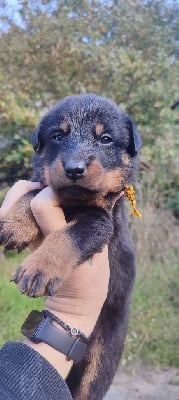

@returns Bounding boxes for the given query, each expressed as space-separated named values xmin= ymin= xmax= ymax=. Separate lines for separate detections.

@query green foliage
xmin=0 ymin=186 xmax=9 ymax=205
xmin=0 ymin=252 xmax=44 ymax=346
xmin=0 ymin=135 xmax=33 ymax=183
xmin=0 ymin=0 xmax=178 ymax=212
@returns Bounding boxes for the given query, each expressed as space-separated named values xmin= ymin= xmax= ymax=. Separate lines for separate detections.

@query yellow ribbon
xmin=125 ymin=185 xmax=141 ymax=217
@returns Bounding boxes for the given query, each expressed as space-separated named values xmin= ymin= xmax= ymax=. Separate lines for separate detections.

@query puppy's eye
xmin=100 ymin=134 xmax=113 ymax=144
xmin=52 ymin=134 xmax=62 ymax=142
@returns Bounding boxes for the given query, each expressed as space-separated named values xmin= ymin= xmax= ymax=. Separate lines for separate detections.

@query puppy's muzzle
xmin=65 ymin=160 xmax=86 ymax=181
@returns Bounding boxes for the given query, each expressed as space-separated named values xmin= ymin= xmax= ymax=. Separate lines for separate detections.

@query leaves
xmin=0 ymin=0 xmax=178 ymax=214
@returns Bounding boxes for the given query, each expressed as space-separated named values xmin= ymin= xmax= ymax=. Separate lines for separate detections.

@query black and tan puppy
xmin=0 ymin=94 xmax=141 ymax=399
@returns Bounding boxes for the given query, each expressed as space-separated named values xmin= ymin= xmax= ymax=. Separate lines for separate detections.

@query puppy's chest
xmin=62 ymin=204 xmax=111 ymax=223
xmin=63 ymin=206 xmax=87 ymax=223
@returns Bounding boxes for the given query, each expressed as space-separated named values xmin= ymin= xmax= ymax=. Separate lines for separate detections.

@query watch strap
xmin=21 ymin=311 xmax=88 ymax=363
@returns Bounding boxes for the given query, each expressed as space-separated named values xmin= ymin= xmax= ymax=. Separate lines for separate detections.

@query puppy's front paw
xmin=12 ymin=264 xmax=61 ymax=297
xmin=0 ymin=217 xmax=40 ymax=252
xmin=11 ymin=250 xmax=62 ymax=297
xmin=11 ymin=229 xmax=77 ymax=297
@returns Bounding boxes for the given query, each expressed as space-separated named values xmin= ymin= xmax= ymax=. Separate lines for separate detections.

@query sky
xmin=0 ymin=0 xmax=58 ymax=31
xmin=0 ymin=0 xmax=24 ymax=30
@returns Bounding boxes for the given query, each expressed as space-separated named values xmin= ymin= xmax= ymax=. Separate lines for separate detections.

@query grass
xmin=0 ymin=250 xmax=178 ymax=367
xmin=122 ymin=262 xmax=179 ymax=368
xmin=121 ymin=193 xmax=179 ymax=368
xmin=0 ymin=251 xmax=44 ymax=346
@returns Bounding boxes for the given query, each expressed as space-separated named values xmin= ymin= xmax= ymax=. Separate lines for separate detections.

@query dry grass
xmin=128 ymin=180 xmax=179 ymax=272
xmin=121 ymin=185 xmax=179 ymax=368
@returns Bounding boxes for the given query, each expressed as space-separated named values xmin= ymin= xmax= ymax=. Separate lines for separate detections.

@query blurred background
xmin=0 ymin=0 xmax=178 ymax=372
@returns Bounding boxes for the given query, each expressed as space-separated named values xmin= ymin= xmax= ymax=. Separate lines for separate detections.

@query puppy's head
xmin=32 ymin=94 xmax=141 ymax=201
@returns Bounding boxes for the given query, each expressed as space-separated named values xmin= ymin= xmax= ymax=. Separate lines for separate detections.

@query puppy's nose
xmin=65 ymin=160 xmax=86 ymax=180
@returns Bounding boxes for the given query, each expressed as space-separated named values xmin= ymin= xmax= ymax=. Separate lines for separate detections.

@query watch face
xmin=21 ymin=310 xmax=43 ymax=339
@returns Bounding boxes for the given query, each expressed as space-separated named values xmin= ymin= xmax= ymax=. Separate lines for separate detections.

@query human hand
xmin=0 ymin=180 xmax=110 ymax=377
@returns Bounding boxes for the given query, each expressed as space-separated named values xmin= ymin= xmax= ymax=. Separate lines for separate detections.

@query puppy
xmin=0 ymin=93 xmax=141 ymax=399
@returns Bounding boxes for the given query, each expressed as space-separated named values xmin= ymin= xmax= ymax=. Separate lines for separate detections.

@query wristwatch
xmin=21 ymin=310 xmax=88 ymax=362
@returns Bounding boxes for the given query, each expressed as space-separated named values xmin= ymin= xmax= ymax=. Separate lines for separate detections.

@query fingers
xmin=0 ymin=180 xmax=41 ymax=218
xmin=30 ymin=187 xmax=67 ymax=236
xmin=0 ymin=180 xmax=66 ymax=236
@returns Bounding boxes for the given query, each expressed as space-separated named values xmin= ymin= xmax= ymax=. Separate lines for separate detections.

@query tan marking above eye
xmin=59 ymin=121 xmax=70 ymax=133
xmin=121 ymin=152 xmax=130 ymax=166
xmin=95 ymin=123 xmax=104 ymax=136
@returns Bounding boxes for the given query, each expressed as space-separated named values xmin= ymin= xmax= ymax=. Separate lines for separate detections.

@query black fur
xmin=67 ymin=199 xmax=135 ymax=399
xmin=31 ymin=93 xmax=140 ymax=399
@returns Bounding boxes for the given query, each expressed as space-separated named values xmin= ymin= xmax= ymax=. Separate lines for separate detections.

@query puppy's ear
xmin=32 ymin=124 xmax=42 ymax=153
xmin=126 ymin=117 xmax=142 ymax=156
